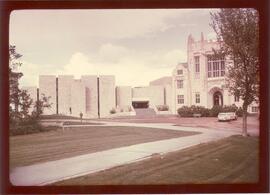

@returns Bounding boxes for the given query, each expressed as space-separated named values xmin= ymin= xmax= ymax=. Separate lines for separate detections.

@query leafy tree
xmin=210 ymin=9 xmax=259 ymax=136
xmin=9 ymin=45 xmax=51 ymax=134
xmin=19 ymin=90 xmax=33 ymax=120
xmin=32 ymin=94 xmax=52 ymax=118
xmin=9 ymin=45 xmax=23 ymax=119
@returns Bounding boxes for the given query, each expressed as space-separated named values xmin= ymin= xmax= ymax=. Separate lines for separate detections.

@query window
xmin=177 ymin=69 xmax=183 ymax=75
xmin=207 ymin=60 xmax=212 ymax=77
xmin=177 ymin=80 xmax=183 ymax=89
xmin=194 ymin=56 xmax=200 ymax=73
xmin=234 ymin=95 xmax=240 ymax=102
xmin=207 ymin=55 xmax=225 ymax=78
xmin=252 ymin=106 xmax=259 ymax=113
xmin=195 ymin=93 xmax=200 ymax=103
xmin=177 ymin=95 xmax=184 ymax=104
xmin=220 ymin=60 xmax=225 ymax=76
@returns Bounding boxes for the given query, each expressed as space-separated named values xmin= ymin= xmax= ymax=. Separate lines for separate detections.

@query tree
xmin=19 ymin=90 xmax=33 ymax=120
xmin=32 ymin=94 xmax=52 ymax=118
xmin=9 ymin=45 xmax=23 ymax=120
xmin=210 ymin=9 xmax=259 ymax=136
xmin=9 ymin=45 xmax=51 ymax=133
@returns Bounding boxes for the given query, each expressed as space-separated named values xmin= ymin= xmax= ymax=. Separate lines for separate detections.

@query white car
xmin=228 ymin=112 xmax=238 ymax=120
xmin=218 ymin=112 xmax=237 ymax=121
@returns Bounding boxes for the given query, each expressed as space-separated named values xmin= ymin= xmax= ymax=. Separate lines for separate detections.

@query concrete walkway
xmin=10 ymin=121 xmax=239 ymax=186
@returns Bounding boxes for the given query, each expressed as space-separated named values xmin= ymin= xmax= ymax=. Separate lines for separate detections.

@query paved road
xmin=10 ymin=121 xmax=239 ymax=186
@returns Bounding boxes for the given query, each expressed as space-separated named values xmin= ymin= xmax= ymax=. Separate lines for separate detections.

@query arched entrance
xmin=213 ymin=91 xmax=223 ymax=106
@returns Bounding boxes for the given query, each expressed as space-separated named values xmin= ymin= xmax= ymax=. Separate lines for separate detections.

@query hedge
xmin=10 ymin=118 xmax=59 ymax=136
xmin=177 ymin=104 xmax=243 ymax=117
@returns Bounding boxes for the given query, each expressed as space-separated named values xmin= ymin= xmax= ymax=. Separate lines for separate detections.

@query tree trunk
xmin=242 ymin=104 xmax=248 ymax=137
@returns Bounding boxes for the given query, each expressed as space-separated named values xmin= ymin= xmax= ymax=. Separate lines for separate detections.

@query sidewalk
xmin=10 ymin=122 xmax=239 ymax=186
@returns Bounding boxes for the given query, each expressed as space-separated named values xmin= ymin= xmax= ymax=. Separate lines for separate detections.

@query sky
xmin=10 ymin=9 xmax=218 ymax=87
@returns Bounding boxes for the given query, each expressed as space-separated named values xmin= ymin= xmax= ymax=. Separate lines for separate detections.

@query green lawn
xmin=53 ymin=135 xmax=259 ymax=185
xmin=10 ymin=126 xmax=199 ymax=169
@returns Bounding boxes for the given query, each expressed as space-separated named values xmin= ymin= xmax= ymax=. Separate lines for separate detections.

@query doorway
xmin=213 ymin=91 xmax=223 ymax=106
xmin=132 ymin=101 xmax=149 ymax=109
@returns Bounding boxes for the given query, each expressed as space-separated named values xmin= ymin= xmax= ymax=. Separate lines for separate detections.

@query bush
xmin=110 ymin=108 xmax=116 ymax=114
xmin=157 ymin=105 xmax=169 ymax=111
xmin=9 ymin=118 xmax=59 ymax=136
xmin=177 ymin=105 xmax=244 ymax=117
xmin=191 ymin=105 xmax=211 ymax=117
xmin=177 ymin=106 xmax=194 ymax=117
xmin=222 ymin=104 xmax=238 ymax=112
xmin=210 ymin=105 xmax=223 ymax=117
xmin=178 ymin=105 xmax=211 ymax=117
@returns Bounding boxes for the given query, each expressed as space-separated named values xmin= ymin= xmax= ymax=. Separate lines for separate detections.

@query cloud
xmin=18 ymin=60 xmax=60 ymax=87
xmin=97 ymin=43 xmax=129 ymax=63
xmin=10 ymin=9 xmax=206 ymax=43
xmin=57 ymin=43 xmax=186 ymax=86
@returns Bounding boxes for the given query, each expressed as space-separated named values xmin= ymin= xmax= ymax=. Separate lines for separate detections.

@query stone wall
xmin=39 ymin=75 xmax=56 ymax=115
xmin=116 ymin=86 xmax=132 ymax=108
xmin=71 ymin=80 xmax=86 ymax=117
xmin=81 ymin=75 xmax=98 ymax=118
xmin=132 ymin=86 xmax=165 ymax=106
xmin=58 ymin=75 xmax=73 ymax=115
xmin=99 ymin=75 xmax=116 ymax=117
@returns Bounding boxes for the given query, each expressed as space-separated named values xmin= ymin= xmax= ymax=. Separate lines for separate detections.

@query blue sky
xmin=10 ymin=9 xmax=218 ymax=87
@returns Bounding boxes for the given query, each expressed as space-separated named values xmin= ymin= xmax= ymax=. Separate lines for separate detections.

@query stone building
xmin=171 ymin=33 xmax=259 ymax=114
xmin=22 ymin=33 xmax=259 ymax=118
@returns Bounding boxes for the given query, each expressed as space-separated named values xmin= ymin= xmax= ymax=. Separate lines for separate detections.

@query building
xmin=171 ymin=33 xmax=259 ymax=114
xmin=22 ymin=33 xmax=259 ymax=118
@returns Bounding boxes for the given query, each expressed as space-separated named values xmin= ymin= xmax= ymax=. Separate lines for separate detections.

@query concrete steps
xmin=134 ymin=108 xmax=156 ymax=117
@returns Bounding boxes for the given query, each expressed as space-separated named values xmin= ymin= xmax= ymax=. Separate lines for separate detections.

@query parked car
xmin=228 ymin=112 xmax=238 ymax=120
xmin=218 ymin=112 xmax=237 ymax=121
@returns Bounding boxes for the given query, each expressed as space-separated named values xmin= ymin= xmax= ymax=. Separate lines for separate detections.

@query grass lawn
xmin=53 ymin=135 xmax=259 ymax=185
xmin=10 ymin=126 xmax=199 ymax=169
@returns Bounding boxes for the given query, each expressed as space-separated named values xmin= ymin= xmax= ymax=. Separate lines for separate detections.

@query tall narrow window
xmin=208 ymin=60 xmax=212 ymax=78
xmin=195 ymin=93 xmax=200 ymax=103
xmin=177 ymin=95 xmax=184 ymax=104
xmin=220 ymin=60 xmax=225 ymax=76
xmin=194 ymin=56 xmax=200 ymax=73
xmin=177 ymin=80 xmax=183 ymax=89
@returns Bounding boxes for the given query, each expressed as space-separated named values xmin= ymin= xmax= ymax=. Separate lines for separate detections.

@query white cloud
xmin=10 ymin=9 xmax=206 ymax=42
xmin=57 ymin=43 xmax=186 ymax=86
xmin=97 ymin=43 xmax=129 ymax=63
xmin=18 ymin=61 xmax=59 ymax=87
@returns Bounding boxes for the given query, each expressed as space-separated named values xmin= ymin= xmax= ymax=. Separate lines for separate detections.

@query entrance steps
xmin=134 ymin=108 xmax=156 ymax=117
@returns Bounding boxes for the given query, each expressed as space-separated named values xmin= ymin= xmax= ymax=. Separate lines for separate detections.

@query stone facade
xmin=58 ymin=75 xmax=73 ymax=115
xmin=71 ymin=80 xmax=86 ymax=117
xmin=171 ymin=33 xmax=259 ymax=114
xmin=116 ymin=86 xmax=132 ymax=108
xmin=81 ymin=75 xmax=98 ymax=118
xmin=99 ymin=75 xmax=116 ymax=118
xmin=39 ymin=75 xmax=56 ymax=115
